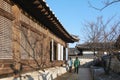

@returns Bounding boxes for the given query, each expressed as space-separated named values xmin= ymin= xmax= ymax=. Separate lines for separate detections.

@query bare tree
xmin=83 ymin=16 xmax=120 ymax=54
xmin=9 ymin=25 xmax=52 ymax=80
xmin=88 ymin=0 xmax=120 ymax=11
xmin=83 ymin=16 xmax=120 ymax=73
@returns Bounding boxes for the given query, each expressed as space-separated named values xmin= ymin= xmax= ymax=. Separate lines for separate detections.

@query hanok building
xmin=0 ymin=0 xmax=79 ymax=76
xmin=68 ymin=47 xmax=95 ymax=65
xmin=76 ymin=42 xmax=116 ymax=55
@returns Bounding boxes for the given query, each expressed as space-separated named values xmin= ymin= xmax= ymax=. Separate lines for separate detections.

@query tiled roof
xmin=11 ymin=0 xmax=79 ymax=43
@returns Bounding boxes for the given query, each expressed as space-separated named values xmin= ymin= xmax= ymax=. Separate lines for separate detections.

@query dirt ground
xmin=54 ymin=68 xmax=92 ymax=80
xmin=54 ymin=70 xmax=78 ymax=80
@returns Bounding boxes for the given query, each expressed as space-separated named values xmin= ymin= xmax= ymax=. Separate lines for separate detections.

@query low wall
xmin=0 ymin=66 xmax=67 ymax=80
xmin=90 ymin=66 xmax=105 ymax=80
xmin=110 ymin=57 xmax=120 ymax=73
xmin=70 ymin=56 xmax=94 ymax=65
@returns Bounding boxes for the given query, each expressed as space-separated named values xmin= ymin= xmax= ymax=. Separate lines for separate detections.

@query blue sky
xmin=46 ymin=0 xmax=120 ymax=47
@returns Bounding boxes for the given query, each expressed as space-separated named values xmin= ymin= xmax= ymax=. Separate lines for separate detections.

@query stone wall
xmin=110 ymin=57 xmax=120 ymax=73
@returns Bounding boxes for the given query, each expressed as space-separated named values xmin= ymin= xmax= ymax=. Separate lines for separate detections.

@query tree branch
xmin=88 ymin=0 xmax=120 ymax=11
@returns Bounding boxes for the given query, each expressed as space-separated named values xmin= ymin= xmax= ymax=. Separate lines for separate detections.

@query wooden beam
xmin=41 ymin=8 xmax=46 ymax=12
xmin=3 ymin=0 xmax=14 ymax=5
xmin=44 ymin=11 xmax=49 ymax=15
xmin=47 ymin=15 xmax=51 ymax=19
xmin=37 ymin=5 xmax=43 ymax=9
xmin=33 ymin=0 xmax=40 ymax=5
xmin=20 ymin=20 xmax=42 ymax=36
xmin=0 ymin=8 xmax=15 ymax=21
xmin=50 ymin=18 xmax=53 ymax=20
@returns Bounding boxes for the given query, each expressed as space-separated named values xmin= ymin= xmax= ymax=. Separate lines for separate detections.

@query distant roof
xmin=71 ymin=34 xmax=80 ymax=41
xmin=76 ymin=42 xmax=116 ymax=51
xmin=11 ymin=0 xmax=79 ymax=43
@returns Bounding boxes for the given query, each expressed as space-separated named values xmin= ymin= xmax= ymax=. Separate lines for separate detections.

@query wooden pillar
xmin=12 ymin=5 xmax=21 ymax=71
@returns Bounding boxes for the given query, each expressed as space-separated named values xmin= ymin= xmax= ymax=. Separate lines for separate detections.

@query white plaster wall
xmin=51 ymin=39 xmax=54 ymax=61
xmin=61 ymin=45 xmax=63 ymax=60
xmin=66 ymin=48 xmax=68 ymax=60
xmin=71 ymin=58 xmax=93 ymax=66
xmin=57 ymin=43 xmax=61 ymax=60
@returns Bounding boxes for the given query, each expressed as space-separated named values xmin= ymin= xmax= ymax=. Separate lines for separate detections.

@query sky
xmin=45 ymin=0 xmax=120 ymax=47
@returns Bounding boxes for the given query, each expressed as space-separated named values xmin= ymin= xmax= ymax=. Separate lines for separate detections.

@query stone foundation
xmin=0 ymin=66 xmax=67 ymax=80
